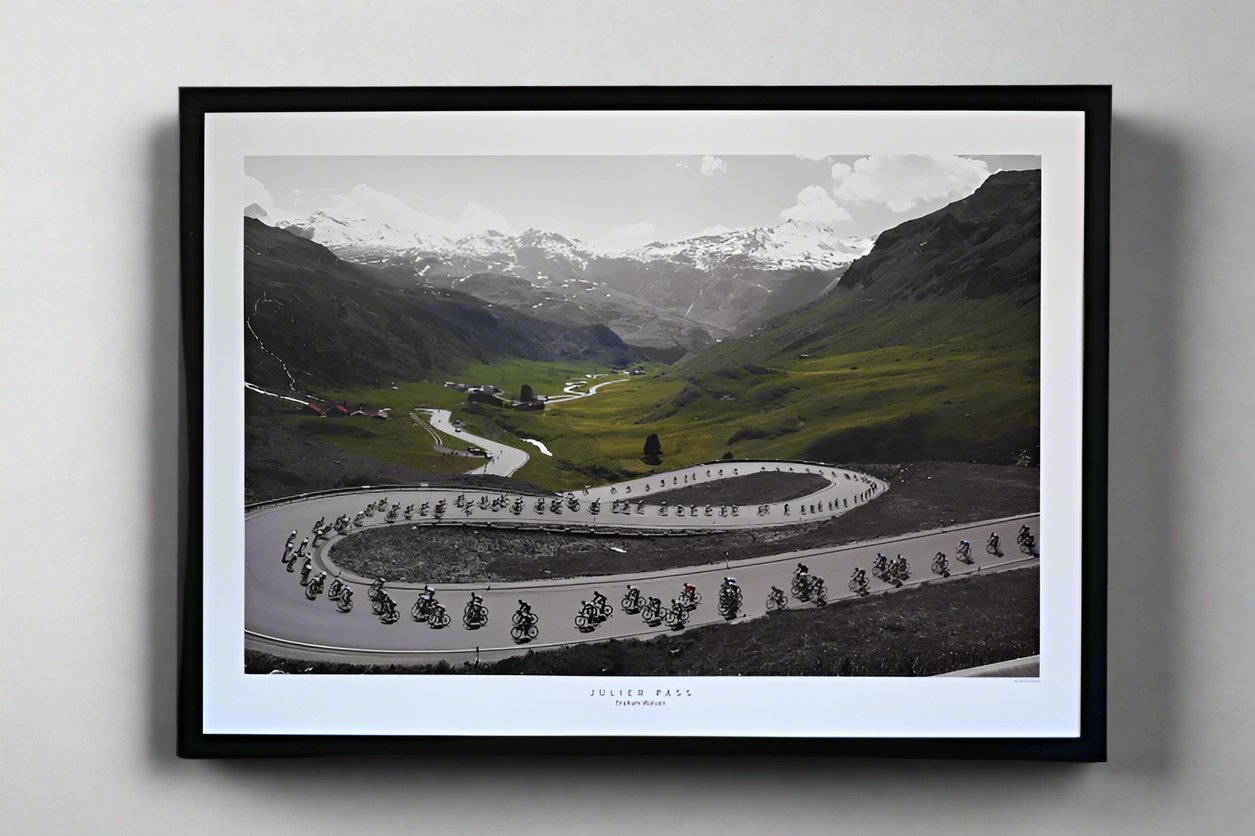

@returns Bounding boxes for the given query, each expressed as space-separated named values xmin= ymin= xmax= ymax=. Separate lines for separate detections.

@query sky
xmin=245 ymin=154 xmax=1040 ymax=250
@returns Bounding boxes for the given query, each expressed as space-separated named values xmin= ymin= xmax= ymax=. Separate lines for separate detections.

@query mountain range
xmin=259 ymin=205 xmax=874 ymax=347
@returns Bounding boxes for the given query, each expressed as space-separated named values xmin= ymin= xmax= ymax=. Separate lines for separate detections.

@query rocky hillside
xmin=683 ymin=169 xmax=1041 ymax=370
xmin=244 ymin=218 xmax=640 ymax=392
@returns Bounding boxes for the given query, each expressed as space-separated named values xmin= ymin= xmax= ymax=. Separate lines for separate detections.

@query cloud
xmin=612 ymin=221 xmax=658 ymax=245
xmin=831 ymin=154 xmax=990 ymax=212
xmin=675 ymin=161 xmax=690 ymax=169
xmin=290 ymin=188 xmax=303 ymax=208
xmin=324 ymin=184 xmax=512 ymax=239
xmin=243 ymin=174 xmax=275 ymax=212
xmin=695 ymin=224 xmax=733 ymax=237
xmin=700 ymin=155 xmax=727 ymax=176
xmin=456 ymin=201 xmax=514 ymax=235
xmin=793 ymin=153 xmax=831 ymax=161
xmin=779 ymin=184 xmax=853 ymax=224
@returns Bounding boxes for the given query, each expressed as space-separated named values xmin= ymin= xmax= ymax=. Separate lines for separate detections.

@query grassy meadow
xmin=271 ymin=291 xmax=1038 ymax=493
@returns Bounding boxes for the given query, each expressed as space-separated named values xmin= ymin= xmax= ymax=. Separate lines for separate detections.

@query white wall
xmin=2 ymin=1 xmax=1253 ymax=832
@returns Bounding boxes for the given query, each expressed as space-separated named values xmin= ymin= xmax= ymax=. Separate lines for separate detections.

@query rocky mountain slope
xmin=244 ymin=218 xmax=640 ymax=392
xmin=667 ymin=169 xmax=1042 ymax=464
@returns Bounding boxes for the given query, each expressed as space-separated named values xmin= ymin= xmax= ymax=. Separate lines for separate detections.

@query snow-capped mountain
xmin=278 ymin=210 xmax=450 ymax=253
xmin=626 ymin=220 xmax=874 ymax=272
xmin=269 ymin=209 xmax=877 ymax=339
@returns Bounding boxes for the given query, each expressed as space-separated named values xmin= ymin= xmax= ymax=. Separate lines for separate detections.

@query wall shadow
xmin=1102 ymin=116 xmax=1187 ymax=775
xmin=143 ymin=118 xmax=182 ymax=764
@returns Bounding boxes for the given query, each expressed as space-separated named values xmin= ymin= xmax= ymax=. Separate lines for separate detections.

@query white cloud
xmin=612 ymin=221 xmax=658 ymax=245
xmin=456 ymin=201 xmax=514 ymax=235
xmin=675 ymin=161 xmax=690 ymax=169
xmin=323 ymin=184 xmax=513 ymax=239
xmin=700 ymin=155 xmax=727 ymax=176
xmin=695 ymin=224 xmax=733 ymax=237
xmin=831 ymin=154 xmax=990 ymax=212
xmin=793 ymin=153 xmax=831 ymax=161
xmin=779 ymin=184 xmax=853 ymax=224
xmin=243 ymin=174 xmax=275 ymax=212
xmin=290 ymin=188 xmax=303 ymax=208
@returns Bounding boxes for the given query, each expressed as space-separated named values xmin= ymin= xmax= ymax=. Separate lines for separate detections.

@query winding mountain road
xmin=421 ymin=408 xmax=530 ymax=477
xmin=244 ymin=453 xmax=1039 ymax=665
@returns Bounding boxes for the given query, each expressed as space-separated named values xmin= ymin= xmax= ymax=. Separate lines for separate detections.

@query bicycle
xmin=336 ymin=588 xmax=354 ymax=613
xmin=663 ymin=604 xmax=689 ymax=630
xmin=621 ymin=587 xmax=644 ymax=614
xmin=427 ymin=603 xmax=452 ymax=630
xmin=463 ymin=599 xmax=489 ymax=630
xmin=510 ymin=619 xmax=538 ymax=643
xmin=766 ymin=587 xmax=789 ymax=611
xmin=641 ymin=597 xmax=664 ymax=625
xmin=679 ymin=586 xmax=702 ymax=610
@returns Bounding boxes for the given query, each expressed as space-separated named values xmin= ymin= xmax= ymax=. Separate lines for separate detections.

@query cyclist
xmin=592 ymin=590 xmax=608 ymax=616
xmin=516 ymin=599 xmax=534 ymax=624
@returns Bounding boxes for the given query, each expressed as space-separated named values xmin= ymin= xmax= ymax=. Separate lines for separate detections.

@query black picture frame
xmin=179 ymin=85 xmax=1109 ymax=760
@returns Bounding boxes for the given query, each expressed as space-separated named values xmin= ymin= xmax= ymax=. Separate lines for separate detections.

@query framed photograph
xmin=179 ymin=86 xmax=1108 ymax=758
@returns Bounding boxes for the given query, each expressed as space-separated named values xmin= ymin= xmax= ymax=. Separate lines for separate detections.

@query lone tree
xmin=643 ymin=433 xmax=663 ymax=457
xmin=519 ymin=384 xmax=535 ymax=402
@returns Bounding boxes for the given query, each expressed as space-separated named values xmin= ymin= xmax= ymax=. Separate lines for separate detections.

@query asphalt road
xmin=421 ymin=408 xmax=530 ymax=477
xmin=245 ymin=463 xmax=1037 ymax=661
